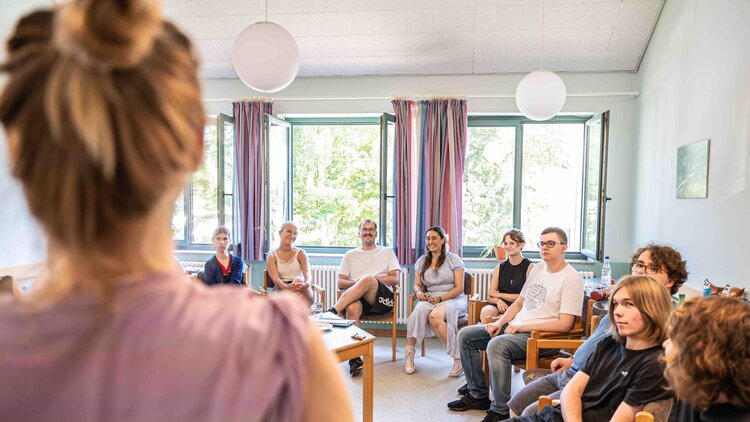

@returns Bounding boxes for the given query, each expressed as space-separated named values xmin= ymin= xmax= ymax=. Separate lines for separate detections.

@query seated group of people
xmin=203 ymin=218 xmax=750 ymax=422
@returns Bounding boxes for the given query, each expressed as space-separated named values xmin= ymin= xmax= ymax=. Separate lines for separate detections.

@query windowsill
xmin=305 ymin=253 xmax=597 ymax=265
xmin=462 ymin=257 xmax=596 ymax=265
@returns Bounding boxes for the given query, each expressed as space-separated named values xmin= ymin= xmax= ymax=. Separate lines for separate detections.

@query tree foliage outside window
xmin=292 ymin=125 xmax=380 ymax=247
xmin=172 ymin=115 xmax=233 ymax=248
xmin=463 ymin=127 xmax=515 ymax=246
xmin=521 ymin=123 xmax=584 ymax=251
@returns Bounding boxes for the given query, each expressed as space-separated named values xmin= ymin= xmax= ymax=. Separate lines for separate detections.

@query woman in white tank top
xmin=267 ymin=222 xmax=313 ymax=303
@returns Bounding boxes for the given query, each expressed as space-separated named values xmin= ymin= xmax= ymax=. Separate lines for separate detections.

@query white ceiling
xmin=2 ymin=0 xmax=665 ymax=79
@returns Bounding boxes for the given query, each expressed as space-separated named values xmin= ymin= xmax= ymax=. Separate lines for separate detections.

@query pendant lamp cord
xmin=540 ymin=0 xmax=545 ymax=70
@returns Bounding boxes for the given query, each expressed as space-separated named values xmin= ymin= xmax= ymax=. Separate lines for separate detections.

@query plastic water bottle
xmin=601 ymin=256 xmax=612 ymax=289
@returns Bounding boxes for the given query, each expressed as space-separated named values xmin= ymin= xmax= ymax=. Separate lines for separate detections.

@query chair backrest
xmin=464 ymin=272 xmax=474 ymax=296
xmin=262 ymin=269 xmax=271 ymax=290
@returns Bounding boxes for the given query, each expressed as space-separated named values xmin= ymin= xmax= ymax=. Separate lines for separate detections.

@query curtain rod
xmin=202 ymin=91 xmax=640 ymax=102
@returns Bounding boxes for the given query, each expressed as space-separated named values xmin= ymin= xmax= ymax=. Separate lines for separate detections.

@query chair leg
xmin=391 ymin=320 xmax=397 ymax=362
xmin=482 ymin=351 xmax=489 ymax=387
xmin=421 ymin=338 xmax=426 ymax=357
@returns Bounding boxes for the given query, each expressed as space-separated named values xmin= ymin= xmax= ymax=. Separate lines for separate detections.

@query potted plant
xmin=480 ymin=231 xmax=507 ymax=261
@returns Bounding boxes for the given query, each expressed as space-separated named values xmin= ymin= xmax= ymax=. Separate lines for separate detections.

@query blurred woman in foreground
xmin=0 ymin=1 xmax=351 ymax=420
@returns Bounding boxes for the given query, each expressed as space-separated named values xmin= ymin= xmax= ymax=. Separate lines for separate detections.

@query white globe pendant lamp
xmin=515 ymin=0 xmax=566 ymax=121
xmin=515 ymin=70 xmax=566 ymax=121
xmin=231 ymin=1 xmax=299 ymax=93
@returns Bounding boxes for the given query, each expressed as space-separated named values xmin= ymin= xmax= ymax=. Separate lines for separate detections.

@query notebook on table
xmin=316 ymin=312 xmax=356 ymax=327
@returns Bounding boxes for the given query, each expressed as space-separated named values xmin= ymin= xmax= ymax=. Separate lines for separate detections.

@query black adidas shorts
xmin=359 ymin=281 xmax=394 ymax=316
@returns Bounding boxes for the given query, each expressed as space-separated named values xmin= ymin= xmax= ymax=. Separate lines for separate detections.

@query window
xmin=463 ymin=115 xmax=609 ymax=258
xmin=172 ymin=114 xmax=234 ymax=248
xmin=291 ymin=119 xmax=379 ymax=247
xmin=269 ymin=115 xmax=394 ymax=250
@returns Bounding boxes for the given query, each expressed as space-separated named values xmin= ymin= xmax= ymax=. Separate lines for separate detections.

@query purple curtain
xmin=393 ymin=98 xmax=468 ymax=264
xmin=392 ymin=100 xmax=416 ymax=265
xmin=234 ymin=100 xmax=273 ymax=262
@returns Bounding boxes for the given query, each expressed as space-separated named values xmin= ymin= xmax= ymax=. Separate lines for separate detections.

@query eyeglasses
xmin=631 ymin=262 xmax=664 ymax=275
xmin=537 ymin=241 xmax=565 ymax=249
xmin=360 ymin=228 xmax=376 ymax=233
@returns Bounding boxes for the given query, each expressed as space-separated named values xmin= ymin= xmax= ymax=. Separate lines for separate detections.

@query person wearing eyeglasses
xmin=449 ymin=227 xmax=583 ymax=422
xmin=506 ymin=244 xmax=688 ymax=418
xmin=327 ymin=219 xmax=400 ymax=376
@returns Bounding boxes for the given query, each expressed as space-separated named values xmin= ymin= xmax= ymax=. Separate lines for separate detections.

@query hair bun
xmin=54 ymin=0 xmax=161 ymax=71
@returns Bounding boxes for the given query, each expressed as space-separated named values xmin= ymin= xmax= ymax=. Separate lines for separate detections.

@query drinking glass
xmin=311 ymin=302 xmax=323 ymax=319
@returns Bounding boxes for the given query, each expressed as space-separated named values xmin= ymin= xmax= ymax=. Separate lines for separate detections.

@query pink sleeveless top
xmin=0 ymin=272 xmax=310 ymax=421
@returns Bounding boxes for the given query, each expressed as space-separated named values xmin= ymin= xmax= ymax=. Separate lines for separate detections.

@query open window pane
xmin=462 ymin=126 xmax=516 ymax=246
xmin=381 ymin=113 xmax=396 ymax=247
xmin=582 ymin=111 xmax=609 ymax=259
xmin=220 ymin=114 xmax=234 ymax=231
xmin=172 ymin=192 xmax=185 ymax=241
xmin=268 ymin=116 xmax=291 ymax=248
xmin=191 ymin=123 xmax=220 ymax=244
xmin=293 ymin=124 xmax=380 ymax=247
xmin=521 ymin=123 xmax=584 ymax=251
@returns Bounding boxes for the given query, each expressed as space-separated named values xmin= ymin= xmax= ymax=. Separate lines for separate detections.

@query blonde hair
xmin=0 ymin=0 xmax=204 ymax=295
xmin=664 ymin=297 xmax=750 ymax=411
xmin=279 ymin=221 xmax=298 ymax=234
xmin=608 ymin=275 xmax=672 ymax=345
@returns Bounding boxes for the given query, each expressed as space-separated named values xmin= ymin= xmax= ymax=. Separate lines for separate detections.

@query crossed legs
xmin=332 ymin=275 xmax=379 ymax=325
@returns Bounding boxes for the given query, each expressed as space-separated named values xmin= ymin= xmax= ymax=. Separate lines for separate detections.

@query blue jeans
xmin=458 ymin=324 xmax=531 ymax=414
xmin=508 ymin=368 xmax=575 ymax=415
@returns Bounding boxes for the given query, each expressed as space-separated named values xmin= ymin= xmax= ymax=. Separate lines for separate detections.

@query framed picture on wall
xmin=676 ymin=139 xmax=710 ymax=199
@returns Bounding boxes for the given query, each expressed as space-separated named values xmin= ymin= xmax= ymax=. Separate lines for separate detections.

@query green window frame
xmin=462 ymin=114 xmax=609 ymax=260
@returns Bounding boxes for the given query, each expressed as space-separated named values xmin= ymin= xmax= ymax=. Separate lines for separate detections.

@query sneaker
xmin=447 ymin=394 xmax=491 ymax=412
xmin=457 ymin=383 xmax=469 ymax=395
xmin=449 ymin=358 xmax=463 ymax=377
xmin=404 ymin=345 xmax=416 ymax=374
xmin=349 ymin=357 xmax=363 ymax=377
xmin=481 ymin=410 xmax=510 ymax=422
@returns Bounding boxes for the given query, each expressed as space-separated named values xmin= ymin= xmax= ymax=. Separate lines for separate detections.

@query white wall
xmin=202 ymin=72 xmax=640 ymax=263
xmin=0 ymin=129 xmax=46 ymax=268
xmin=635 ymin=0 xmax=750 ymax=289
xmin=0 ymin=0 xmax=52 ymax=270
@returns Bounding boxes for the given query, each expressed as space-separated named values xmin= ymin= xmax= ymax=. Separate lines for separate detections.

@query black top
xmin=496 ymin=258 xmax=532 ymax=306
xmin=527 ymin=336 xmax=673 ymax=422
xmin=671 ymin=400 xmax=750 ymax=422
xmin=577 ymin=336 xmax=673 ymax=420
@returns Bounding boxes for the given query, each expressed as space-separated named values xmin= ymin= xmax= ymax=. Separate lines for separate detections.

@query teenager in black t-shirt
xmin=664 ymin=297 xmax=750 ymax=422
xmin=480 ymin=228 xmax=534 ymax=324
xmin=511 ymin=275 xmax=674 ymax=422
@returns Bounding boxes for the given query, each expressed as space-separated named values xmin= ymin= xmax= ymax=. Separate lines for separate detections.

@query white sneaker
xmin=449 ymin=358 xmax=463 ymax=377
xmin=404 ymin=346 xmax=416 ymax=374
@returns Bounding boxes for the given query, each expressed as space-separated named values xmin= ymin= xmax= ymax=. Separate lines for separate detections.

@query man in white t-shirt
xmin=447 ymin=227 xmax=583 ymax=422
xmin=327 ymin=219 xmax=400 ymax=376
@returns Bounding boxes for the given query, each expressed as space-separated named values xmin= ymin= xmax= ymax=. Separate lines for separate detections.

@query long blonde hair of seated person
xmin=0 ymin=1 xmax=352 ymax=420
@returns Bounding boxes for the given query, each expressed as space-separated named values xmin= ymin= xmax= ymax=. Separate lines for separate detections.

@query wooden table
xmin=320 ymin=323 xmax=375 ymax=422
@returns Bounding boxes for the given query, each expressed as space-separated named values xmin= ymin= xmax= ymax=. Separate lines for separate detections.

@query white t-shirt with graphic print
xmin=339 ymin=246 xmax=401 ymax=291
xmin=510 ymin=260 xmax=583 ymax=327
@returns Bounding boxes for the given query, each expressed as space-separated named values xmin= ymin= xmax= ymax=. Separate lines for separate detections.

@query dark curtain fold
xmin=233 ymin=100 xmax=273 ymax=262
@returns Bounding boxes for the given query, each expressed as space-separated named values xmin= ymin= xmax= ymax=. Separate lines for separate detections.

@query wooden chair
xmin=538 ymin=395 xmax=667 ymax=422
xmin=408 ymin=273 xmax=475 ymax=357
xmin=510 ymin=298 xmax=594 ymax=372
xmin=262 ymin=269 xmax=327 ymax=306
xmin=336 ymin=280 xmax=401 ymax=362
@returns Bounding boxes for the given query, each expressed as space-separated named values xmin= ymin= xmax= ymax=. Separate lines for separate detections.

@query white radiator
xmin=311 ymin=265 xmax=411 ymax=324
xmin=466 ymin=268 xmax=494 ymax=301
xmin=310 ymin=265 xmax=339 ymax=309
